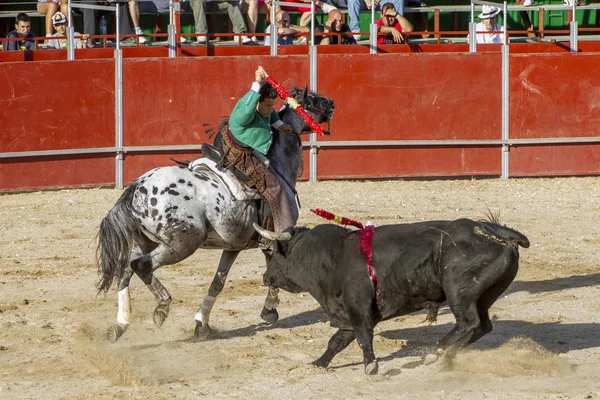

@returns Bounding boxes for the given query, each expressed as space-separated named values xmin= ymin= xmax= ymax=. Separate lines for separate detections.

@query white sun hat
xmin=478 ymin=5 xmax=501 ymax=19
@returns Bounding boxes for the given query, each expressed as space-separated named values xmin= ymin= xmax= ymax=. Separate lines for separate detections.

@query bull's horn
xmin=253 ymin=223 xmax=292 ymax=241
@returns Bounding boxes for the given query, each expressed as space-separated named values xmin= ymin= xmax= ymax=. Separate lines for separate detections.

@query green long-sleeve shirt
xmin=229 ymin=83 xmax=280 ymax=155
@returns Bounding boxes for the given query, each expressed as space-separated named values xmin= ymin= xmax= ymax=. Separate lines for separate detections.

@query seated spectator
xmin=37 ymin=1 xmax=68 ymax=38
xmin=282 ymin=0 xmax=337 ymax=32
xmin=314 ymin=9 xmax=357 ymax=45
xmin=244 ymin=0 xmax=278 ymax=42
xmin=46 ymin=11 xmax=90 ymax=49
xmin=81 ymin=1 xmax=136 ymax=46
xmin=376 ymin=2 xmax=412 ymax=44
xmin=189 ymin=0 xmax=252 ymax=44
xmin=470 ymin=5 xmax=505 ymax=44
xmin=347 ymin=0 xmax=404 ymax=40
xmin=264 ymin=10 xmax=309 ymax=46
xmin=124 ymin=0 xmax=147 ymax=43
xmin=6 ymin=13 xmax=36 ymax=51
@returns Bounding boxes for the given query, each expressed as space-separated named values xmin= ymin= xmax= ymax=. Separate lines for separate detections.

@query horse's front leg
xmin=194 ymin=250 xmax=240 ymax=340
xmin=260 ymin=286 xmax=280 ymax=324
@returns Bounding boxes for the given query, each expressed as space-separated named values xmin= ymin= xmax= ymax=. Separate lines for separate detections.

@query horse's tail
xmin=96 ymin=182 xmax=141 ymax=294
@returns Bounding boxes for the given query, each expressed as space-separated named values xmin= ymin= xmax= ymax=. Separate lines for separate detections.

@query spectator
xmin=282 ymin=0 xmax=337 ymax=31
xmin=81 ymin=1 xmax=135 ymax=46
xmin=516 ymin=0 xmax=535 ymax=38
xmin=470 ymin=5 xmax=505 ymax=44
xmin=46 ymin=11 xmax=90 ymax=49
xmin=347 ymin=0 xmax=405 ymax=40
xmin=6 ymin=13 xmax=36 ymax=51
xmin=244 ymin=0 xmax=278 ymax=42
xmin=264 ymin=10 xmax=309 ymax=46
xmin=375 ymin=2 xmax=412 ymax=44
xmin=37 ymin=1 xmax=68 ymax=38
xmin=124 ymin=0 xmax=147 ymax=43
xmin=189 ymin=0 xmax=252 ymax=44
xmin=314 ymin=8 xmax=357 ymax=45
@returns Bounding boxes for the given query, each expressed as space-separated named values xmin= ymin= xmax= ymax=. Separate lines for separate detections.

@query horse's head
xmin=290 ymin=87 xmax=335 ymax=134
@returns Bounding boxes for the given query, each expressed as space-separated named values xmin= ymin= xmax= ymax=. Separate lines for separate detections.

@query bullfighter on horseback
xmin=221 ymin=66 xmax=296 ymax=233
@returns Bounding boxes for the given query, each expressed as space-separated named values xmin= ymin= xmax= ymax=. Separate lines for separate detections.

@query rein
xmin=311 ymin=208 xmax=382 ymax=305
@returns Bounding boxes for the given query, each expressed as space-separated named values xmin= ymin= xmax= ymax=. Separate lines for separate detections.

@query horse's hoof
xmin=106 ymin=323 xmax=128 ymax=342
xmin=153 ymin=303 xmax=170 ymax=327
xmin=194 ymin=321 xmax=212 ymax=341
xmin=260 ymin=307 xmax=279 ymax=324
xmin=424 ymin=350 xmax=441 ymax=365
xmin=365 ymin=361 xmax=379 ymax=375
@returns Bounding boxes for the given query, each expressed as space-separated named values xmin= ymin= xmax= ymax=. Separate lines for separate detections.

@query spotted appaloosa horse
xmin=96 ymin=88 xmax=334 ymax=342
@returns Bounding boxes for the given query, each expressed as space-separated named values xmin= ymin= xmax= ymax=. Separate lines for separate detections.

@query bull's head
xmin=253 ymin=223 xmax=306 ymax=294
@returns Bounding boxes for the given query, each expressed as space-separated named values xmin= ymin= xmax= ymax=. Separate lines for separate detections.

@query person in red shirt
xmin=375 ymin=2 xmax=413 ymax=44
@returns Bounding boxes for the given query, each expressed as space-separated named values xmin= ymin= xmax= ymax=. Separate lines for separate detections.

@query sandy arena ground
xmin=1 ymin=177 xmax=600 ymax=399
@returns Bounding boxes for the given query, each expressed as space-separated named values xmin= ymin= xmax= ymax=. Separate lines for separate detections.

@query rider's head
xmin=257 ymin=83 xmax=278 ymax=118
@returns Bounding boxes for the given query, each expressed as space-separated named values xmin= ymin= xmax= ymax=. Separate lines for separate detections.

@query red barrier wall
xmin=2 ymin=51 xmax=600 ymax=192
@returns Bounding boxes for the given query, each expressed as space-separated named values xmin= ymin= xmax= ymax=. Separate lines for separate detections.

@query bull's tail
xmin=96 ymin=182 xmax=141 ymax=293
xmin=478 ymin=222 xmax=530 ymax=249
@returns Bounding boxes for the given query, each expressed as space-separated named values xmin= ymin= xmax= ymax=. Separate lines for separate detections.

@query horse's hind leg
xmin=194 ymin=250 xmax=240 ymax=340
xmin=108 ymin=237 xmax=200 ymax=342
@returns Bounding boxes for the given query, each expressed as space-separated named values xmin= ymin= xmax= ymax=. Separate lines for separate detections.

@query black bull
xmin=260 ymin=218 xmax=530 ymax=375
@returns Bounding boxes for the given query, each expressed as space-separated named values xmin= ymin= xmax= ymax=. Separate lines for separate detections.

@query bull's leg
xmin=194 ymin=250 xmax=240 ymax=340
xmin=430 ymin=302 xmax=481 ymax=365
xmin=312 ymin=329 xmax=355 ymax=369
xmin=349 ymin=310 xmax=378 ymax=375
xmin=260 ymin=286 xmax=280 ymax=324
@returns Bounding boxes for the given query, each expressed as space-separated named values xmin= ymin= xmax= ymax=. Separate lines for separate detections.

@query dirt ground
xmin=1 ymin=177 xmax=600 ymax=400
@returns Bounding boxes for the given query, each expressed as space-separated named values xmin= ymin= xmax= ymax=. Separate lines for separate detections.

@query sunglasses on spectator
xmin=277 ymin=18 xmax=290 ymax=22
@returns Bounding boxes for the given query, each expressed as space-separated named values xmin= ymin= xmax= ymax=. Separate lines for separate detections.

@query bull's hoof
xmin=311 ymin=358 xmax=329 ymax=369
xmin=260 ymin=307 xmax=279 ymax=324
xmin=106 ymin=323 xmax=128 ymax=342
xmin=365 ymin=360 xmax=379 ymax=375
xmin=193 ymin=320 xmax=212 ymax=341
xmin=153 ymin=302 xmax=170 ymax=327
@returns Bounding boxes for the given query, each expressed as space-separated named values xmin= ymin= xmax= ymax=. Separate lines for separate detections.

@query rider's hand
xmin=255 ymin=66 xmax=267 ymax=83
xmin=278 ymin=124 xmax=293 ymax=134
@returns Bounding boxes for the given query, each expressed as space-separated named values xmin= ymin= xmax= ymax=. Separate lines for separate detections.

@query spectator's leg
xmin=38 ymin=1 xmax=59 ymax=37
xmin=128 ymin=0 xmax=147 ymax=42
xmin=299 ymin=12 xmax=312 ymax=27
xmin=190 ymin=0 xmax=209 ymax=41
xmin=82 ymin=5 xmax=96 ymax=38
xmin=348 ymin=0 xmax=366 ymax=35
xmin=117 ymin=2 xmax=134 ymax=40
xmin=219 ymin=1 xmax=248 ymax=35
xmin=245 ymin=0 xmax=259 ymax=35
xmin=60 ymin=0 xmax=69 ymax=22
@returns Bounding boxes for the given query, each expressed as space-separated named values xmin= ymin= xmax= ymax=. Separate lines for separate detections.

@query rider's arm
xmin=230 ymin=83 xmax=262 ymax=127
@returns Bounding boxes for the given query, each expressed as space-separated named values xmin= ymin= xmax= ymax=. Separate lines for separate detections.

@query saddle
xmin=189 ymin=144 xmax=274 ymax=230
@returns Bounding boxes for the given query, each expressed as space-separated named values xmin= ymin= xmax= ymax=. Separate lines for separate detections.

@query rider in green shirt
xmin=222 ymin=66 xmax=295 ymax=234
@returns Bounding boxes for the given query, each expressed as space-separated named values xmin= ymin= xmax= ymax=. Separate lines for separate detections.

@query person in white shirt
xmin=472 ymin=5 xmax=505 ymax=44
xmin=46 ymin=11 xmax=90 ymax=49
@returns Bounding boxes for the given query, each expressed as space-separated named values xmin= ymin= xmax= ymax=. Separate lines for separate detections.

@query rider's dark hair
xmin=259 ymin=82 xmax=278 ymax=103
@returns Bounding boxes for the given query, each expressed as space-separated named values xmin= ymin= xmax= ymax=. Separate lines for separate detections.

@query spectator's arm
xmin=396 ymin=14 xmax=413 ymax=33
xmin=378 ymin=25 xmax=404 ymax=43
